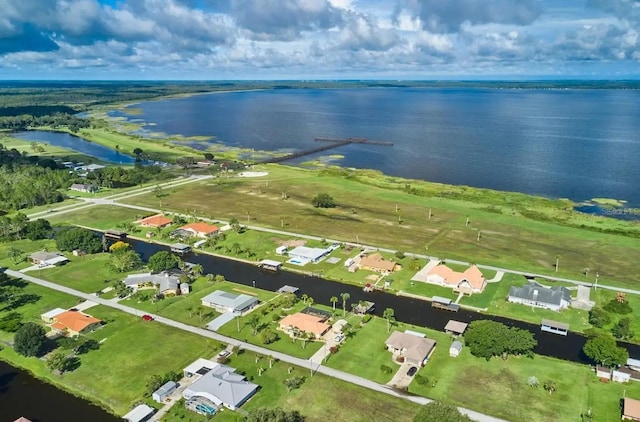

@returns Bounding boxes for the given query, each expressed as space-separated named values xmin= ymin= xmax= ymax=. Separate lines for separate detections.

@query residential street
xmin=5 ymin=269 xmax=508 ymax=422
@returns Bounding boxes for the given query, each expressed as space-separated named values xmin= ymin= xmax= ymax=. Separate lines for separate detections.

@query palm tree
xmin=383 ymin=308 xmax=395 ymax=332
xmin=191 ymin=264 xmax=204 ymax=278
xmin=341 ymin=292 xmax=350 ymax=316
xmin=186 ymin=306 xmax=194 ymax=319
xmin=301 ymin=294 xmax=309 ymax=304
xmin=206 ymin=274 xmax=215 ymax=283
xmin=307 ymin=297 xmax=314 ymax=307
xmin=254 ymin=353 xmax=262 ymax=364
xmin=268 ymin=355 xmax=275 ymax=368
xmin=231 ymin=242 xmax=242 ymax=255
xmin=330 ymin=296 xmax=338 ymax=311
xmin=248 ymin=313 xmax=261 ymax=336
xmin=543 ymin=379 xmax=558 ymax=394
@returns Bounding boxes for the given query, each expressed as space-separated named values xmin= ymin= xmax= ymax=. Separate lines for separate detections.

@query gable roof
xmin=625 ymin=398 xmax=640 ymax=419
xmin=180 ymin=222 xmax=219 ymax=234
xmin=201 ymin=290 xmax=258 ymax=311
xmin=137 ymin=214 xmax=173 ymax=227
xmin=359 ymin=253 xmax=397 ymax=272
xmin=29 ymin=251 xmax=65 ymax=262
xmin=280 ymin=312 xmax=331 ymax=337
xmin=123 ymin=272 xmax=180 ymax=292
xmin=450 ymin=340 xmax=463 ymax=351
xmin=385 ymin=331 xmax=436 ymax=363
xmin=428 ymin=264 xmax=485 ymax=290
xmin=444 ymin=320 xmax=468 ymax=334
xmin=184 ymin=363 xmax=258 ymax=408
xmin=508 ymin=281 xmax=571 ymax=306
xmin=51 ymin=310 xmax=101 ymax=333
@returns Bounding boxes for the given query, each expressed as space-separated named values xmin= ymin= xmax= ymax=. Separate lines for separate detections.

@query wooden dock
xmin=255 ymin=137 xmax=393 ymax=164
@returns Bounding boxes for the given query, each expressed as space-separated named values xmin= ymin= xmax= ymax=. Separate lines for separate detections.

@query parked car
xmin=217 ymin=350 xmax=231 ymax=358
xmin=407 ymin=366 xmax=418 ymax=376
xmin=334 ymin=334 xmax=344 ymax=342
xmin=142 ymin=314 xmax=154 ymax=321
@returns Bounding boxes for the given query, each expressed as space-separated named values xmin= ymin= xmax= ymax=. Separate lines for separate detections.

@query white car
xmin=217 ymin=350 xmax=231 ymax=358
xmin=334 ymin=334 xmax=344 ymax=342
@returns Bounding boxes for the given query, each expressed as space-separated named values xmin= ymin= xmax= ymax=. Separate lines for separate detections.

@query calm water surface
xmin=114 ymin=88 xmax=640 ymax=206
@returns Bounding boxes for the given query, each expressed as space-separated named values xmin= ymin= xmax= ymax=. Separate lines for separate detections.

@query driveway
xmin=387 ymin=362 xmax=415 ymax=390
xmin=308 ymin=319 xmax=348 ymax=365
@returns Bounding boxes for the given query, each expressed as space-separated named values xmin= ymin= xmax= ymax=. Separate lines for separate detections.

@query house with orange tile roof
xmin=137 ymin=214 xmax=173 ymax=228
xmin=279 ymin=313 xmax=331 ymax=339
xmin=425 ymin=264 xmax=486 ymax=294
xmin=49 ymin=310 xmax=102 ymax=337
xmin=358 ymin=252 xmax=399 ymax=274
xmin=180 ymin=222 xmax=220 ymax=238
xmin=623 ymin=397 xmax=640 ymax=421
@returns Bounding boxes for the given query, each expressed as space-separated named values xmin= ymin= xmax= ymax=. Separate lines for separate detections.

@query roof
xmin=628 ymin=358 xmax=640 ymax=368
xmin=184 ymin=358 xmax=217 ymax=376
xmin=180 ymin=222 xmax=219 ymax=235
xmin=201 ymin=290 xmax=258 ymax=311
xmin=51 ymin=310 xmax=101 ymax=333
xmin=427 ymin=264 xmax=486 ymax=290
xmin=359 ymin=253 xmax=397 ymax=272
xmin=154 ymin=381 xmax=178 ymax=396
xmin=280 ymin=312 xmax=331 ymax=337
xmin=183 ymin=363 xmax=258 ymax=409
xmin=276 ymin=285 xmax=299 ymax=294
xmin=123 ymin=404 xmax=155 ymax=422
xmin=123 ymin=272 xmax=179 ymax=292
xmin=288 ymin=246 xmax=328 ymax=261
xmin=41 ymin=308 xmax=66 ymax=320
xmin=625 ymin=398 xmax=640 ymax=419
xmin=444 ymin=320 xmax=469 ymax=334
xmin=450 ymin=340 xmax=463 ymax=351
xmin=137 ymin=214 xmax=173 ymax=227
xmin=509 ymin=281 xmax=571 ymax=307
xmin=260 ymin=259 xmax=282 ymax=267
xmin=385 ymin=331 xmax=436 ymax=363
xmin=29 ymin=251 xmax=64 ymax=262
xmin=14 ymin=418 xmax=32 ymax=422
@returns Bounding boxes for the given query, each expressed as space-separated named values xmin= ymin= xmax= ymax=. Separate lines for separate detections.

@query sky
xmin=0 ymin=0 xmax=639 ymax=80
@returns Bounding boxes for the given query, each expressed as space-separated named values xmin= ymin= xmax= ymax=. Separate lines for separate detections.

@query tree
xmin=383 ymin=308 xmax=395 ymax=333
xmin=588 ymin=306 xmax=611 ymax=328
xmin=25 ymin=218 xmax=53 ymax=240
xmin=112 ymin=280 xmax=133 ymax=298
xmin=612 ymin=317 xmax=634 ymax=339
xmin=56 ymin=227 xmax=102 ymax=253
xmin=527 ymin=376 xmax=539 ymax=388
xmin=153 ymin=185 xmax=168 ymax=208
xmin=147 ymin=251 xmax=178 ymax=272
xmin=133 ymin=147 xmax=144 ymax=161
xmin=311 ymin=193 xmax=336 ymax=208
xmin=464 ymin=320 xmax=537 ymax=361
xmin=330 ymin=296 xmax=338 ymax=311
xmin=248 ymin=313 xmax=261 ymax=336
xmin=109 ymin=249 xmax=142 ymax=273
xmin=14 ymin=322 xmax=46 ymax=357
xmin=245 ymin=407 xmax=305 ymax=422
xmin=46 ymin=351 xmax=72 ymax=374
xmin=543 ymin=379 xmax=558 ymax=394
xmin=301 ymin=294 xmax=308 ymax=304
xmin=413 ymin=401 xmax=472 ymax=422
xmin=261 ymin=329 xmax=278 ymax=345
xmin=0 ymin=311 xmax=23 ymax=332
xmin=203 ymin=152 xmax=214 ymax=161
xmin=604 ymin=294 xmax=633 ymax=314
xmin=583 ymin=333 xmax=629 ymax=367
xmin=191 ymin=263 xmax=204 ymax=278
xmin=8 ymin=246 xmax=23 ymax=264
xmin=283 ymin=376 xmax=306 ymax=392
xmin=340 ymin=292 xmax=350 ymax=316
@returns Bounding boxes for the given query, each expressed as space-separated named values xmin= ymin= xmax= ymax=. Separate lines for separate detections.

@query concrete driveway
xmin=387 ymin=362 xmax=416 ymax=390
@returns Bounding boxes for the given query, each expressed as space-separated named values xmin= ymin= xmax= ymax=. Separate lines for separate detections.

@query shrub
xmin=415 ymin=374 xmax=430 ymax=386
xmin=380 ymin=365 xmax=393 ymax=374
xmin=395 ymin=251 xmax=406 ymax=259
xmin=362 ymin=314 xmax=372 ymax=323
xmin=604 ymin=299 xmax=632 ymax=315
xmin=588 ymin=306 xmax=611 ymax=328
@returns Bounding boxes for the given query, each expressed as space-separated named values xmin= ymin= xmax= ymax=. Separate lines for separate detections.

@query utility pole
xmin=477 ymin=230 xmax=480 ymax=242
xmin=555 ymin=255 xmax=559 ymax=273
xmin=594 ymin=272 xmax=599 ymax=290
xmin=428 ymin=209 xmax=432 ymax=220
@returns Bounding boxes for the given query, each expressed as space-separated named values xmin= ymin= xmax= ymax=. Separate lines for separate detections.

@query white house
xmin=449 ymin=340 xmax=463 ymax=357
xmin=201 ymin=290 xmax=258 ymax=314
xmin=508 ymin=281 xmax=571 ymax=312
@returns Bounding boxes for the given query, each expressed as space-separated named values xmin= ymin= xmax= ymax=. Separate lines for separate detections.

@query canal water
xmin=127 ymin=238 xmax=640 ymax=363
xmin=0 ymin=360 xmax=119 ymax=422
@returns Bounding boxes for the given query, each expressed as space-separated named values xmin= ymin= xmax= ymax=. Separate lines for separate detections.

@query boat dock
xmin=431 ymin=296 xmax=460 ymax=312
xmin=256 ymin=137 xmax=393 ymax=164
xmin=541 ymin=319 xmax=569 ymax=336
xmin=259 ymin=260 xmax=283 ymax=271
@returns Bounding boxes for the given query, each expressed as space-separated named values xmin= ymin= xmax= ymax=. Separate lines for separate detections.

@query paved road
xmin=6 ymin=269 xmax=508 ymax=422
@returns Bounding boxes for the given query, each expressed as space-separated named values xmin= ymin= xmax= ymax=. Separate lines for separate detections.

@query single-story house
xmin=385 ymin=331 xmax=437 ymax=367
xmin=123 ymin=272 xmax=180 ymax=295
xmin=75 ymin=164 xmax=105 ymax=172
xmin=287 ymin=246 xmax=331 ymax=264
xmin=279 ymin=313 xmax=331 ymax=338
xmin=614 ymin=367 xmax=633 ymax=383
xmin=137 ymin=214 xmax=173 ymax=228
xmin=596 ymin=366 xmax=611 ymax=379
xmin=201 ymin=290 xmax=259 ymax=314
xmin=183 ymin=358 xmax=218 ymax=378
xmin=28 ymin=251 xmax=69 ymax=267
xmin=623 ymin=397 xmax=640 ymax=421
xmin=50 ymin=310 xmax=102 ymax=337
xmin=122 ymin=404 xmax=155 ymax=422
xmin=69 ymin=183 xmax=99 ymax=193
xmin=179 ymin=222 xmax=220 ymax=238
xmin=41 ymin=308 xmax=66 ymax=324
xmin=450 ymin=340 xmax=463 ymax=357
xmin=508 ymin=281 xmax=571 ymax=312
xmin=444 ymin=320 xmax=468 ymax=336
xmin=425 ymin=264 xmax=487 ymax=294
xmin=275 ymin=246 xmax=287 ymax=255
xmin=182 ymin=363 xmax=258 ymax=412
xmin=153 ymin=380 xmax=178 ymax=403
xmin=358 ymin=253 xmax=398 ymax=273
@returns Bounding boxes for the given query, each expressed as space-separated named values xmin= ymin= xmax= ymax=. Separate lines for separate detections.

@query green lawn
xmin=36 ymin=253 xmax=123 ymax=293
xmin=47 ymin=205 xmax=148 ymax=230
xmin=0 ymin=238 xmax=58 ymax=270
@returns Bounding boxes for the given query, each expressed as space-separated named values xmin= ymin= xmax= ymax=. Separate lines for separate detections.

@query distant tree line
xmin=0 ymin=113 xmax=90 ymax=132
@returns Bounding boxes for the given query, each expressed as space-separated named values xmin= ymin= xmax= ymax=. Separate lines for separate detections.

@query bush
xmin=604 ymin=299 xmax=633 ymax=315
xmin=395 ymin=251 xmax=406 ymax=259
xmin=380 ymin=364 xmax=393 ymax=374
xmin=588 ymin=306 xmax=611 ymax=328
xmin=415 ymin=374 xmax=430 ymax=386
xmin=311 ymin=193 xmax=336 ymax=208
xmin=14 ymin=322 xmax=46 ymax=357
xmin=362 ymin=314 xmax=372 ymax=323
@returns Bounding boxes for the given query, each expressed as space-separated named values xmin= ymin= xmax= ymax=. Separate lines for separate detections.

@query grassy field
xmin=117 ymin=164 xmax=640 ymax=289
xmin=0 ymin=238 xmax=58 ymax=269
xmin=47 ymin=205 xmax=148 ymax=230
xmin=36 ymin=253 xmax=123 ymax=293
xmin=0 ymin=134 xmax=109 ymax=165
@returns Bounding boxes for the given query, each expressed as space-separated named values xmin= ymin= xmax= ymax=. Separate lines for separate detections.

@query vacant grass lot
xmin=36 ymin=253 xmax=122 ymax=293
xmin=119 ymin=165 xmax=640 ymax=288
xmin=47 ymin=205 xmax=147 ymax=230
xmin=0 ymin=238 xmax=58 ymax=270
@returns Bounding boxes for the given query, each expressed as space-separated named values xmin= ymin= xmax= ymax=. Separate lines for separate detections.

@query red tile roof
xmin=280 ymin=313 xmax=330 ymax=337
xmin=428 ymin=264 xmax=486 ymax=291
xmin=359 ymin=253 xmax=397 ymax=272
xmin=180 ymin=222 xmax=219 ymax=235
xmin=137 ymin=214 xmax=173 ymax=227
xmin=52 ymin=310 xmax=101 ymax=333
xmin=624 ymin=397 xmax=640 ymax=419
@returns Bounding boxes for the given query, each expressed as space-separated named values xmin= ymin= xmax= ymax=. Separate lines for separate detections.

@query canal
xmin=127 ymin=238 xmax=640 ymax=364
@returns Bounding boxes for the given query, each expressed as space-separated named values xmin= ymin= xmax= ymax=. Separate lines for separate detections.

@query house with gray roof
xmin=123 ymin=272 xmax=180 ymax=295
xmin=201 ymin=290 xmax=258 ymax=314
xmin=385 ymin=331 xmax=436 ymax=367
xmin=29 ymin=251 xmax=68 ymax=267
xmin=182 ymin=363 xmax=258 ymax=412
xmin=507 ymin=281 xmax=571 ymax=312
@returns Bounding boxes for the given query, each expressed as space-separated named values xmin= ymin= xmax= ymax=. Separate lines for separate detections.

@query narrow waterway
xmin=127 ymin=238 xmax=640 ymax=363
xmin=0 ymin=360 xmax=119 ymax=422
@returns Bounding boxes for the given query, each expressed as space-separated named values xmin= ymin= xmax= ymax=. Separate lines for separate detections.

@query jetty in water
xmin=256 ymin=137 xmax=393 ymax=164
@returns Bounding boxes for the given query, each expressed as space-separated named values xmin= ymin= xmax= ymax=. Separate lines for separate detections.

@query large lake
xmin=113 ymin=88 xmax=640 ymax=206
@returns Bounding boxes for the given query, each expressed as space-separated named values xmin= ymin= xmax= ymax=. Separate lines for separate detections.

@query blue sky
xmin=0 ymin=0 xmax=639 ymax=79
